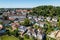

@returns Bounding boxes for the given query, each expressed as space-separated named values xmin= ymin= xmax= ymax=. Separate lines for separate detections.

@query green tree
xmin=23 ymin=18 xmax=30 ymax=26
xmin=30 ymin=5 xmax=60 ymax=17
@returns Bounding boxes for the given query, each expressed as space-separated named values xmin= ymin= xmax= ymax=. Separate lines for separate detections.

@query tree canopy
xmin=30 ymin=5 xmax=60 ymax=17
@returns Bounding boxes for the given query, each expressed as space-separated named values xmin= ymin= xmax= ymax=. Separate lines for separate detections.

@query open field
xmin=0 ymin=35 xmax=19 ymax=40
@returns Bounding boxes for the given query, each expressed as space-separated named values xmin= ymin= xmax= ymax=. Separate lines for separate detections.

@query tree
xmin=3 ymin=15 xmax=9 ymax=20
xmin=57 ymin=18 xmax=60 ymax=27
xmin=23 ymin=18 xmax=30 ymax=26
xmin=30 ymin=5 xmax=60 ymax=17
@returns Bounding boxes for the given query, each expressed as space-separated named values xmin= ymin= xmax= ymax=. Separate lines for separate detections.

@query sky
xmin=0 ymin=0 xmax=60 ymax=8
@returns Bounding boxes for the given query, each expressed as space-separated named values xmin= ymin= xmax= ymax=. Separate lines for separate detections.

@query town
xmin=0 ymin=6 xmax=60 ymax=40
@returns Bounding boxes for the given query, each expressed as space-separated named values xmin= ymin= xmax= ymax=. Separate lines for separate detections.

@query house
xmin=28 ymin=15 xmax=32 ymax=19
xmin=47 ymin=30 xmax=60 ymax=40
xmin=0 ymin=24 xmax=3 ymax=30
xmin=0 ymin=29 xmax=6 ymax=35
xmin=30 ymin=19 xmax=36 ymax=25
xmin=18 ymin=26 xmax=26 ymax=32
xmin=34 ymin=23 xmax=39 ymax=26
xmin=50 ymin=22 xmax=57 ymax=26
xmin=22 ymin=10 xmax=27 ymax=15
xmin=7 ymin=11 xmax=10 ymax=16
xmin=33 ymin=16 xmax=37 ymax=19
xmin=38 ymin=16 xmax=45 ymax=21
xmin=16 ymin=9 xmax=32 ymax=15
xmin=0 ymin=15 xmax=3 ymax=19
xmin=3 ymin=20 xmax=10 ymax=24
xmin=11 ymin=23 xmax=17 ymax=31
xmin=37 ymin=21 xmax=45 ymax=27
xmin=9 ymin=15 xmax=26 ymax=21
xmin=11 ymin=11 xmax=16 ymax=15
xmin=46 ymin=17 xmax=51 ymax=22
xmin=28 ymin=17 xmax=32 ymax=19
xmin=33 ymin=19 xmax=45 ymax=28
xmin=0 ymin=24 xmax=6 ymax=35
xmin=39 ymin=22 xmax=45 ymax=27
xmin=31 ymin=16 xmax=37 ymax=22
xmin=52 ymin=17 xmax=58 ymax=22
xmin=3 ymin=12 xmax=8 ymax=16
xmin=9 ymin=17 xmax=15 ymax=21
xmin=35 ymin=18 xmax=39 ymax=22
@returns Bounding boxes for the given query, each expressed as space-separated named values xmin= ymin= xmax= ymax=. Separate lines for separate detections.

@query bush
xmin=0 ymin=21 xmax=3 ymax=24
xmin=23 ymin=18 xmax=30 ymax=26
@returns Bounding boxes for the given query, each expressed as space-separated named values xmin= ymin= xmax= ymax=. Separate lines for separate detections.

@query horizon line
xmin=0 ymin=5 xmax=60 ymax=8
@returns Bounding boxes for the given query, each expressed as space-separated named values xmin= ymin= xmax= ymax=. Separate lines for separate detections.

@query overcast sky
xmin=0 ymin=0 xmax=60 ymax=8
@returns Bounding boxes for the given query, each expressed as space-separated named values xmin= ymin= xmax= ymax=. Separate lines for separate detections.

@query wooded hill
xmin=30 ymin=5 xmax=60 ymax=17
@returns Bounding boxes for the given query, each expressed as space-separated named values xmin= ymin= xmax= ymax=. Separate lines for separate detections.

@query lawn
xmin=0 ymin=35 xmax=19 ymax=40
xmin=0 ymin=35 xmax=34 ymax=40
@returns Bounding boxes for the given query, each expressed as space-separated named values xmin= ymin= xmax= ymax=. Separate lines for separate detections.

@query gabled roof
xmin=48 ymin=30 xmax=60 ymax=39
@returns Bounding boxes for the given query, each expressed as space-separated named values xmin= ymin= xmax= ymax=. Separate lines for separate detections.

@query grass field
xmin=0 ymin=35 xmax=19 ymax=40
